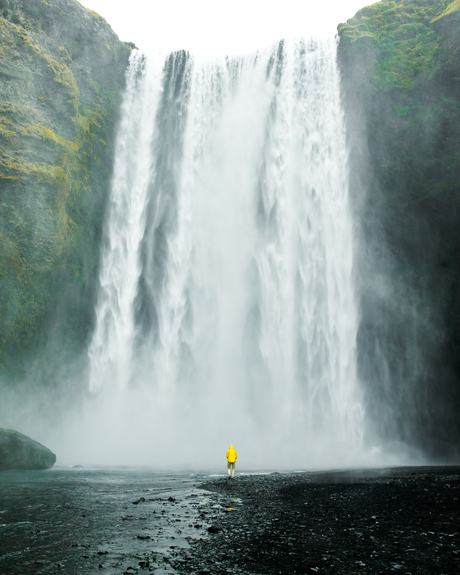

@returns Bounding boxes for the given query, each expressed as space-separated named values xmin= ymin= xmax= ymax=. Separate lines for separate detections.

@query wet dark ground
xmin=0 ymin=466 xmax=459 ymax=574
xmin=0 ymin=469 xmax=211 ymax=574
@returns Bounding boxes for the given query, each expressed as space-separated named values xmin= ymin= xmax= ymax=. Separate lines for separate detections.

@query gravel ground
xmin=173 ymin=466 xmax=460 ymax=575
xmin=0 ymin=466 xmax=459 ymax=574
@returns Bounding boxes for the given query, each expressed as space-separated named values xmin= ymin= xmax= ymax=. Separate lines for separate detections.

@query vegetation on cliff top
xmin=339 ymin=0 xmax=460 ymax=90
xmin=338 ymin=0 xmax=460 ymax=200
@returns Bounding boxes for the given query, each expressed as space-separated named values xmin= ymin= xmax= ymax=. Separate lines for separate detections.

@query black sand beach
xmin=0 ymin=466 xmax=459 ymax=574
xmin=190 ymin=466 xmax=460 ymax=575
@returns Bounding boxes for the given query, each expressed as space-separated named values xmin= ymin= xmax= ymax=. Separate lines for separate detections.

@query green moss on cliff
xmin=338 ymin=1 xmax=460 ymax=454
xmin=338 ymin=0 xmax=460 ymax=202
xmin=0 ymin=0 xmax=130 ymax=369
xmin=339 ymin=0 xmax=460 ymax=90
xmin=432 ymin=0 xmax=460 ymax=20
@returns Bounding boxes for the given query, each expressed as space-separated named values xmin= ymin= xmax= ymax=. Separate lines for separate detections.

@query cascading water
xmin=88 ymin=51 xmax=164 ymax=393
xmin=87 ymin=37 xmax=364 ymax=468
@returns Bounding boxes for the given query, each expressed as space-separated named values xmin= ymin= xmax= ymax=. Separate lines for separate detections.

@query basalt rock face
xmin=338 ymin=1 xmax=460 ymax=458
xmin=0 ymin=0 xmax=132 ymax=375
xmin=0 ymin=427 xmax=56 ymax=469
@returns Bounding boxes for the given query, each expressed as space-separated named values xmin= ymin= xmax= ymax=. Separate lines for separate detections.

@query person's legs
xmin=227 ymin=462 xmax=231 ymax=477
xmin=231 ymin=462 xmax=235 ymax=478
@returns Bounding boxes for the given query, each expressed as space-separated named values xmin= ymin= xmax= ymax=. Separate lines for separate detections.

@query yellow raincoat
xmin=226 ymin=446 xmax=238 ymax=463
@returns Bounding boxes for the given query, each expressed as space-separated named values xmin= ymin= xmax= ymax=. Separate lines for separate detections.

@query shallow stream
xmin=0 ymin=468 xmax=217 ymax=574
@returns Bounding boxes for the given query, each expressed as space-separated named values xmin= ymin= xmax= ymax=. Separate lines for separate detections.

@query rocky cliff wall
xmin=338 ymin=0 xmax=460 ymax=458
xmin=0 ymin=0 xmax=132 ymax=376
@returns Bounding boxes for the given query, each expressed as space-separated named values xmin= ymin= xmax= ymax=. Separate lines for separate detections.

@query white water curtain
xmin=87 ymin=38 xmax=364 ymax=468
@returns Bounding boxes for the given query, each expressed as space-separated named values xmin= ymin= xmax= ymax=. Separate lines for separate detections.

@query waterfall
xmin=87 ymin=37 xmax=364 ymax=468
xmin=88 ymin=51 xmax=164 ymax=393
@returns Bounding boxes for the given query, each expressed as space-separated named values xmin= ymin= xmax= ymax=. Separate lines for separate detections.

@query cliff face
xmin=338 ymin=0 xmax=460 ymax=458
xmin=0 ymin=0 xmax=131 ymax=374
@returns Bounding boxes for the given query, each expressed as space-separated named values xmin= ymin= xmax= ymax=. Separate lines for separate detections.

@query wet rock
xmin=207 ymin=525 xmax=223 ymax=534
xmin=0 ymin=428 xmax=56 ymax=470
xmin=133 ymin=497 xmax=146 ymax=504
xmin=137 ymin=535 xmax=151 ymax=540
xmin=139 ymin=560 xmax=150 ymax=568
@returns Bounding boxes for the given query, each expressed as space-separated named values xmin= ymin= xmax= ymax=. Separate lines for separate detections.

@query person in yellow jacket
xmin=226 ymin=445 xmax=237 ymax=479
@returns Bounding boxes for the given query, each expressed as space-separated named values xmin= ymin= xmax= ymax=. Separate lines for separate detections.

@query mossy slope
xmin=0 ymin=0 xmax=131 ymax=370
xmin=338 ymin=1 xmax=460 ymax=457
xmin=339 ymin=0 xmax=460 ymax=90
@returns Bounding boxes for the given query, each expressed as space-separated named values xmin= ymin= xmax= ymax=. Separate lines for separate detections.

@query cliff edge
xmin=0 ymin=0 xmax=132 ymax=373
xmin=338 ymin=0 xmax=460 ymax=458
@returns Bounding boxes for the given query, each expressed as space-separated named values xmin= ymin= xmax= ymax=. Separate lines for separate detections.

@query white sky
xmin=80 ymin=0 xmax=372 ymax=56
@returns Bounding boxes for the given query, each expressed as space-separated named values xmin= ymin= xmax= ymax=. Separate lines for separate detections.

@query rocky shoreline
xmin=0 ymin=466 xmax=459 ymax=574
xmin=174 ymin=466 xmax=460 ymax=575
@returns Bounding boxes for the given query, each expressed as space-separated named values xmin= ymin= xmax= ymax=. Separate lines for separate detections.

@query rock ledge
xmin=0 ymin=428 xmax=56 ymax=470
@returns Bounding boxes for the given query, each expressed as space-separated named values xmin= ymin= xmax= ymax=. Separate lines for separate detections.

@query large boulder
xmin=0 ymin=428 xmax=56 ymax=470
